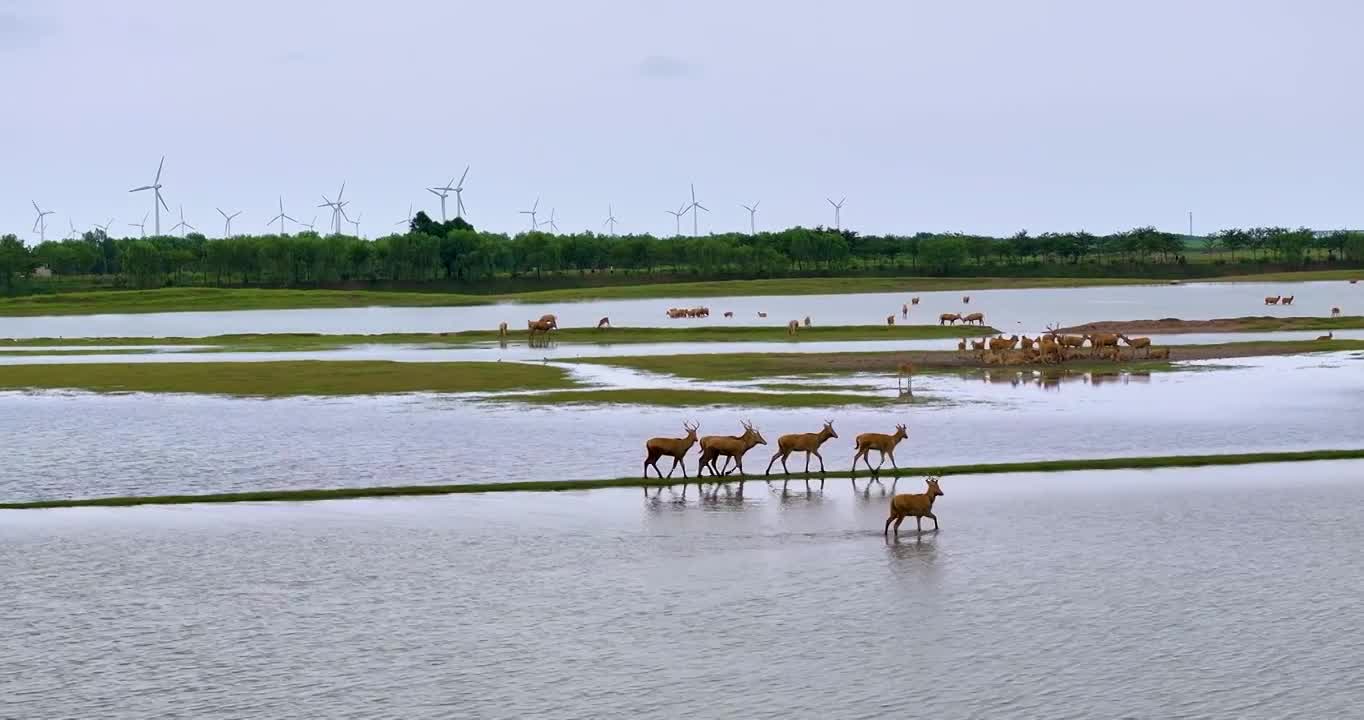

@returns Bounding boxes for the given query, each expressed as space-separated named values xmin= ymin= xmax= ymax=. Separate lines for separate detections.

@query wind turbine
xmin=603 ymin=204 xmax=619 ymax=235
xmin=827 ymin=197 xmax=845 ymax=230
xmin=665 ymin=203 xmax=686 ymax=237
xmin=217 ymin=208 xmax=241 ymax=237
xmin=395 ymin=204 xmax=414 ymax=229
xmin=169 ymin=205 xmax=195 ymax=237
xmin=538 ymin=208 xmax=558 ymax=234
xmin=267 ymin=196 xmax=298 ymax=235
xmin=30 ymin=201 xmax=54 ymax=242
xmin=453 ymin=165 xmax=469 ymax=218
xmin=520 ymin=196 xmax=540 ymax=231
xmin=318 ymin=182 xmax=347 ymax=235
xmin=66 ymin=218 xmax=79 ymax=240
xmin=93 ymin=218 xmax=114 ymax=237
xmin=346 ymin=210 xmax=362 ymax=237
xmin=741 ymin=201 xmax=760 ymax=234
xmin=686 ymin=183 xmax=708 ymax=236
xmin=129 ymin=212 xmax=148 ymax=238
xmin=299 ymin=216 xmax=317 ymax=233
xmin=128 ymin=155 xmax=169 ymax=236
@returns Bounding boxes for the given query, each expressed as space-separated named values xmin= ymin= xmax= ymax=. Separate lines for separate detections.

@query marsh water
xmin=3 ymin=353 xmax=1361 ymax=503
xmin=4 ymin=461 xmax=1363 ymax=719
xmin=1 ymin=280 xmax=1357 ymax=339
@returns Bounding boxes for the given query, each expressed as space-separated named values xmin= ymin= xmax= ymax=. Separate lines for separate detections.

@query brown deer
xmin=1119 ymin=334 xmax=1152 ymax=358
xmin=962 ymin=295 xmax=971 ymax=304
xmin=1264 ymin=296 xmax=1281 ymax=305
xmin=1281 ymin=295 xmax=1295 ymax=305
xmin=1317 ymin=331 xmax=1334 ymax=341
xmin=528 ymin=318 xmax=555 ymax=336
xmin=1085 ymin=332 xmax=1120 ymax=356
xmin=897 ymin=362 xmax=915 ymax=395
xmin=538 ymin=314 xmax=559 ymax=329
xmin=643 ymin=421 xmax=700 ymax=479
xmin=1148 ymin=347 xmax=1170 ymax=359
xmin=787 ymin=319 xmax=800 ymax=335
xmin=988 ymin=335 xmax=1019 ymax=351
xmin=911 ymin=297 xmax=921 ymax=305
xmin=961 ymin=312 xmax=985 ymax=326
xmin=597 ymin=316 xmax=611 ymax=329
xmin=757 ymin=311 xmax=768 ymax=318
xmin=852 ymin=424 xmax=909 ymax=476
xmin=1019 ymin=335 xmax=1035 ymax=350
xmin=803 ymin=315 xmax=811 ymax=327
xmin=723 ymin=311 xmax=734 ymax=318
xmin=957 ymin=338 xmax=968 ymax=353
xmin=698 ymin=420 xmax=768 ymax=477
xmin=498 ymin=321 xmax=508 ymax=337
xmin=884 ymin=477 xmax=944 ymax=537
xmin=887 ymin=314 xmax=896 ymax=326
xmin=1331 ymin=307 xmax=1341 ymax=317
xmin=939 ymin=313 xmax=961 ymax=325
xmin=970 ymin=338 xmax=986 ymax=352
xmin=765 ymin=420 xmax=838 ymax=476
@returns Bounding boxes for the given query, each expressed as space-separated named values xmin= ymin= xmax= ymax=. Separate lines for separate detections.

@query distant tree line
xmin=3 ymin=212 xmax=1363 ymax=293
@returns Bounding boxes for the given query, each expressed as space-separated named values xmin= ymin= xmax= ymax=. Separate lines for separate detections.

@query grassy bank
xmin=1057 ymin=315 xmax=1364 ymax=335
xmin=0 ymin=360 xmax=575 ymax=397
xmin=5 ymin=449 xmax=1360 ymax=510
xmin=1 ymin=324 xmax=997 ymax=351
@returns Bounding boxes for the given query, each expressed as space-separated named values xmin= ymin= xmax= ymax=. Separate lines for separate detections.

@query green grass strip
xmin=4 ymin=448 xmax=1360 ymax=510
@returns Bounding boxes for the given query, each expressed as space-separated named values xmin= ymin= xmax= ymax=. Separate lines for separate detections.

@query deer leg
xmin=884 ymin=514 xmax=896 ymax=537
xmin=812 ymin=449 xmax=826 ymax=473
xmin=765 ymin=450 xmax=782 ymax=476
xmin=927 ymin=512 xmax=939 ymax=530
xmin=665 ymin=457 xmax=680 ymax=479
xmin=893 ymin=515 xmax=905 ymax=536
xmin=887 ymin=451 xmax=900 ymax=471
xmin=916 ymin=516 xmax=923 ymax=533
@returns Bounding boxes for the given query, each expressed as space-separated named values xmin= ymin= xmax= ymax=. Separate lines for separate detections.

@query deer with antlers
xmin=939 ymin=313 xmax=961 ymax=326
xmin=698 ymin=420 xmax=768 ymax=478
xmin=961 ymin=312 xmax=985 ymax=326
xmin=643 ymin=421 xmax=700 ymax=480
xmin=885 ymin=477 xmax=945 ymax=537
xmin=852 ymin=423 xmax=909 ymax=477
xmin=765 ymin=420 xmax=838 ymax=476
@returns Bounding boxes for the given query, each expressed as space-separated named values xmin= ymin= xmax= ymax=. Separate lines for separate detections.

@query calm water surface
xmin=3 ymin=461 xmax=1362 ymax=719
xmin=1 ymin=280 xmax=1357 ymax=338
xmin=2 ymin=353 xmax=1360 ymax=503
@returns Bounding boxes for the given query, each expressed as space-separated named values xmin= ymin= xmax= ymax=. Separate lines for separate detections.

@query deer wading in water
xmin=885 ymin=477 xmax=945 ymax=537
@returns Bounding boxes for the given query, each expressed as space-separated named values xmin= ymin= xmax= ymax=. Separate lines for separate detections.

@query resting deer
xmin=765 ymin=419 xmax=838 ymax=476
xmin=961 ymin=312 xmax=984 ymax=326
xmin=1265 ymin=296 xmax=1281 ymax=305
xmin=498 ymin=321 xmax=508 ymax=337
xmin=1331 ymin=307 xmax=1341 ymax=317
xmin=698 ymin=420 xmax=767 ymax=478
xmin=597 ymin=316 xmax=610 ymax=329
xmin=1282 ymin=295 xmax=1295 ymax=305
xmin=887 ymin=314 xmax=896 ymax=326
xmin=1317 ymin=331 xmax=1334 ymax=341
xmin=643 ymin=421 xmax=699 ymax=480
xmin=787 ymin=319 xmax=800 ymax=335
xmin=1119 ymin=334 xmax=1151 ymax=357
xmin=1148 ymin=347 xmax=1170 ymax=360
xmin=884 ymin=476 xmax=944 ymax=537
xmin=939 ymin=313 xmax=961 ymax=326
xmin=852 ymin=423 xmax=908 ymax=476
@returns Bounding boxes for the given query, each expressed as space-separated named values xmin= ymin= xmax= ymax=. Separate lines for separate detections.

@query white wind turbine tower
xmin=318 ymin=182 xmax=348 ymax=235
xmin=66 ymin=218 xmax=79 ymax=240
xmin=31 ymin=201 xmax=54 ymax=242
xmin=603 ymin=204 xmax=619 ymax=235
xmin=395 ymin=204 xmax=414 ymax=229
xmin=129 ymin=155 xmax=169 ymax=236
xmin=740 ymin=201 xmax=760 ymax=234
xmin=347 ymin=211 xmax=362 ymax=237
xmin=267 ymin=196 xmax=298 ymax=235
xmin=827 ymin=197 xmax=845 ymax=230
xmin=519 ymin=196 xmax=540 ymax=231
xmin=129 ymin=212 xmax=148 ymax=238
xmin=686 ymin=183 xmax=708 ymax=236
xmin=428 ymin=180 xmax=453 ymax=222
xmin=217 ymin=208 xmax=241 ymax=237
xmin=665 ymin=203 xmax=686 ymax=237
xmin=169 ymin=205 xmax=195 ymax=237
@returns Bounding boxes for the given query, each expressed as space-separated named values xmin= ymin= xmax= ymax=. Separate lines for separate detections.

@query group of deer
xmin=666 ymin=306 xmax=710 ymax=318
xmin=958 ymin=327 xmax=1168 ymax=365
xmin=899 ymin=297 xmax=921 ymax=318
xmin=938 ymin=312 xmax=985 ymax=326
xmin=1264 ymin=295 xmax=1295 ymax=305
xmin=643 ymin=419 xmax=913 ymax=488
xmin=787 ymin=316 xmax=812 ymax=334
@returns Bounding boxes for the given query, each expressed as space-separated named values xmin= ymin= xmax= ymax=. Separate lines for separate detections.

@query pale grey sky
xmin=2 ymin=0 xmax=1361 ymax=243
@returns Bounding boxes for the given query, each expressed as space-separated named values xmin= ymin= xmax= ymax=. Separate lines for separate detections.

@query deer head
xmin=741 ymin=419 xmax=768 ymax=447
xmin=822 ymin=419 xmax=838 ymax=439
xmin=683 ymin=421 xmax=699 ymax=440
xmin=894 ymin=423 xmax=908 ymax=441
xmin=925 ymin=476 xmax=944 ymax=497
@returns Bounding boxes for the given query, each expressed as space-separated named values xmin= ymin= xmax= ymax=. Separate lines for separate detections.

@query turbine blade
xmin=427 ymin=188 xmax=441 ymax=198
xmin=154 ymin=156 xmax=165 ymax=183
xmin=130 ymin=185 xmax=153 ymax=192
xmin=458 ymin=165 xmax=469 ymax=186
xmin=159 ymin=194 xmax=170 ymax=212
xmin=753 ymin=201 xmax=760 ymax=210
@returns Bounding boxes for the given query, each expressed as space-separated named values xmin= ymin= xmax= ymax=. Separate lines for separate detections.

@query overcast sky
xmin=2 ymin=0 xmax=1362 ymax=243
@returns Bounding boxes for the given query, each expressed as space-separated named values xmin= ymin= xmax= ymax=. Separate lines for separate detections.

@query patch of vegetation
xmin=487 ymin=388 xmax=903 ymax=408
xmin=0 ymin=360 xmax=576 ymax=397
xmin=6 ymin=449 xmax=1361 ymax=510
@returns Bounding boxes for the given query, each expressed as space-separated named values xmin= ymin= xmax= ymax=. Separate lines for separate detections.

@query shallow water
xmin=3 ymin=353 xmax=1360 ymax=503
xmin=1 ymin=280 xmax=1357 ymax=338
xmin=4 ymin=461 xmax=1363 ymax=719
